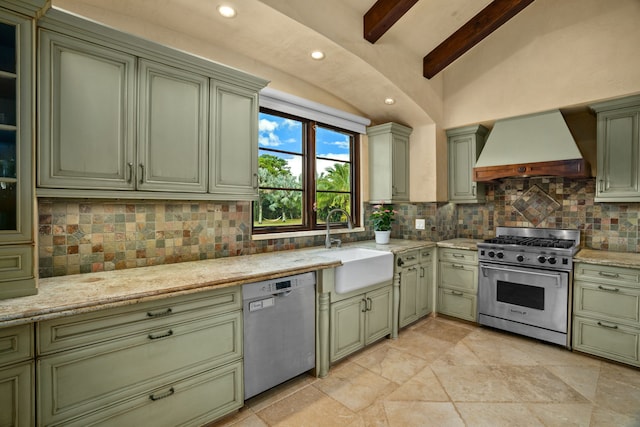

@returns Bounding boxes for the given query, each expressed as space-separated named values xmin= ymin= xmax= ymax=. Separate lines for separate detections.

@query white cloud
xmin=259 ymin=118 xmax=278 ymax=132
xmin=323 ymin=139 xmax=350 ymax=150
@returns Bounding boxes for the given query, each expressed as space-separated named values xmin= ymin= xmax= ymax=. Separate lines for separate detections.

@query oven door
xmin=478 ymin=263 xmax=569 ymax=333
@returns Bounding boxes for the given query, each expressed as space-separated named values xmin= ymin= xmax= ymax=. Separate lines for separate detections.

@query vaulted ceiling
xmin=53 ymin=0 xmax=540 ymax=128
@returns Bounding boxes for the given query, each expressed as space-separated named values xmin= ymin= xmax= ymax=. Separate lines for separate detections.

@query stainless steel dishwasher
xmin=242 ymin=272 xmax=316 ymax=399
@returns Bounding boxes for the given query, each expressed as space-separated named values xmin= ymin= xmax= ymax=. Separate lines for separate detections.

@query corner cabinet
xmin=437 ymin=248 xmax=478 ymax=322
xmin=591 ymin=95 xmax=640 ymax=202
xmin=367 ymin=122 xmax=412 ymax=203
xmin=398 ymin=247 xmax=434 ymax=329
xmin=446 ymin=125 xmax=488 ymax=203
xmin=36 ymin=9 xmax=268 ymax=200
xmin=37 ymin=287 xmax=244 ymax=426
xmin=0 ymin=5 xmax=39 ymax=299
xmin=573 ymin=262 xmax=640 ymax=367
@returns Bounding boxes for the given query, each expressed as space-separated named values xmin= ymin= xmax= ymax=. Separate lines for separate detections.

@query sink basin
xmin=325 ymin=248 xmax=394 ymax=294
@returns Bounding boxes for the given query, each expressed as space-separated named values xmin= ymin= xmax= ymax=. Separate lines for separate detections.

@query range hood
xmin=473 ymin=110 xmax=590 ymax=182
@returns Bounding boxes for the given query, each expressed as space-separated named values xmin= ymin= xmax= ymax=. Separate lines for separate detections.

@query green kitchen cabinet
xmin=36 ymin=9 xmax=268 ymax=200
xmin=209 ymin=81 xmax=259 ymax=199
xmin=437 ymin=248 xmax=478 ymax=322
xmin=417 ymin=247 xmax=435 ymax=318
xmin=0 ymin=7 xmax=38 ymax=299
xmin=37 ymin=287 xmax=244 ymax=426
xmin=398 ymin=252 xmax=420 ymax=328
xmin=330 ymin=284 xmax=392 ymax=362
xmin=446 ymin=125 xmax=488 ymax=203
xmin=0 ymin=324 xmax=35 ymax=427
xmin=591 ymin=95 xmax=640 ymax=202
xmin=572 ymin=262 xmax=640 ymax=367
xmin=367 ymin=122 xmax=412 ymax=203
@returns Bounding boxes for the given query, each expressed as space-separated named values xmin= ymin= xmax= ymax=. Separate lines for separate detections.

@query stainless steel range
xmin=477 ymin=226 xmax=581 ymax=347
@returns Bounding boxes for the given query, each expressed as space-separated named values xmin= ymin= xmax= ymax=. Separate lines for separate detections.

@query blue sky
xmin=258 ymin=112 xmax=350 ymax=178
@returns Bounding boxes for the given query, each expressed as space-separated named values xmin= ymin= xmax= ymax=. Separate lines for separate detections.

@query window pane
xmin=258 ymin=150 xmax=302 ymax=190
xmin=317 ymin=193 xmax=351 ymax=224
xmin=254 ymin=189 xmax=303 ymax=227
xmin=316 ymin=126 xmax=350 ymax=161
xmin=259 ymin=112 xmax=303 ymax=154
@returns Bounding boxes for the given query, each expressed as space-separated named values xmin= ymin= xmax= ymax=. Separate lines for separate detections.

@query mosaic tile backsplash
xmin=38 ymin=177 xmax=640 ymax=277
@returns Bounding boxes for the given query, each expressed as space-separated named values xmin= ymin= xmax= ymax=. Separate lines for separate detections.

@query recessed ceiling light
xmin=384 ymin=97 xmax=396 ymax=105
xmin=217 ymin=5 xmax=237 ymax=18
xmin=311 ymin=50 xmax=325 ymax=60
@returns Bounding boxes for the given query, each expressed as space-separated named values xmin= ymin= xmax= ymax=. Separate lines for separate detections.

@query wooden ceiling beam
xmin=423 ymin=0 xmax=535 ymax=79
xmin=364 ymin=0 xmax=419 ymax=44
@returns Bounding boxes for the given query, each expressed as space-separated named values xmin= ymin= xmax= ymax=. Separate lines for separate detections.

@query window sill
xmin=252 ymin=227 xmax=365 ymax=241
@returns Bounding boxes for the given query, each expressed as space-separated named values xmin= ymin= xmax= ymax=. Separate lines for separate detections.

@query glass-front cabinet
xmin=0 ymin=8 xmax=36 ymax=299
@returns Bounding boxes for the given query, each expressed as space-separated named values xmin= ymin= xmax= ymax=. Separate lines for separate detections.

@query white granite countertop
xmin=575 ymin=248 xmax=640 ymax=269
xmin=0 ymin=239 xmax=436 ymax=327
xmin=436 ymin=238 xmax=482 ymax=251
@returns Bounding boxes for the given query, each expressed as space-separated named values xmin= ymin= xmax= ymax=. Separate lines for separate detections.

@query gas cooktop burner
xmin=484 ymin=235 xmax=575 ymax=249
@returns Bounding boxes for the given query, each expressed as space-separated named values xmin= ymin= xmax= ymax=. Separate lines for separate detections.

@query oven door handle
xmin=480 ymin=264 xmax=563 ymax=284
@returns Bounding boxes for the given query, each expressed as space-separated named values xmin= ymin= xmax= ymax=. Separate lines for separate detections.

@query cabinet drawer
xmin=38 ymin=310 xmax=242 ymax=425
xmin=439 ymin=261 xmax=478 ymax=293
xmin=574 ymin=263 xmax=640 ymax=288
xmin=58 ymin=361 xmax=243 ymax=427
xmin=396 ymin=249 xmax=419 ymax=268
xmin=0 ymin=362 xmax=33 ymax=427
xmin=0 ymin=245 xmax=34 ymax=283
xmin=574 ymin=281 xmax=640 ymax=326
xmin=438 ymin=248 xmax=478 ymax=264
xmin=419 ymin=247 xmax=434 ymax=262
xmin=38 ymin=286 xmax=241 ymax=354
xmin=437 ymin=288 xmax=477 ymax=322
xmin=0 ymin=324 xmax=33 ymax=368
xmin=573 ymin=316 xmax=639 ymax=367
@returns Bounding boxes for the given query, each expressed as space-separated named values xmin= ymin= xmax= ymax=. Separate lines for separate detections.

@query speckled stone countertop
xmin=436 ymin=238 xmax=482 ymax=251
xmin=575 ymin=249 xmax=640 ymax=269
xmin=0 ymin=250 xmax=341 ymax=327
xmin=0 ymin=239 xmax=436 ymax=327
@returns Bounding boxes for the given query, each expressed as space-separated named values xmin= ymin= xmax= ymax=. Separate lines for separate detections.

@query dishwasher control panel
xmin=242 ymin=272 xmax=316 ymax=300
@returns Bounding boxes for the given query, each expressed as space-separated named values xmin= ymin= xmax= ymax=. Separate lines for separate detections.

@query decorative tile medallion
xmin=511 ymin=184 xmax=561 ymax=226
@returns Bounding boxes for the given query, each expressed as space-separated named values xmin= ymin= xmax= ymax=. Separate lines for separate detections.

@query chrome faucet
xmin=325 ymin=208 xmax=353 ymax=249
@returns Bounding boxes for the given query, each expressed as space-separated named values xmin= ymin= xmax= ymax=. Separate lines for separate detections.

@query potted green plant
xmin=370 ymin=203 xmax=397 ymax=244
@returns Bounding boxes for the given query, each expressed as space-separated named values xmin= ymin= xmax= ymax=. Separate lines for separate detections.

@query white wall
xmin=443 ymin=0 xmax=640 ymax=128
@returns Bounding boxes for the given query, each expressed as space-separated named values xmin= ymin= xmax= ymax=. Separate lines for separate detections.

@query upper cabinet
xmin=591 ymin=95 xmax=640 ymax=202
xmin=36 ymin=9 xmax=268 ymax=200
xmin=0 ymin=3 xmax=44 ymax=299
xmin=367 ymin=122 xmax=412 ymax=203
xmin=447 ymin=124 xmax=488 ymax=203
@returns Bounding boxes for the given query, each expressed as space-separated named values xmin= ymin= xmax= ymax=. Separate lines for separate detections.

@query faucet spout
xmin=325 ymin=208 xmax=353 ymax=249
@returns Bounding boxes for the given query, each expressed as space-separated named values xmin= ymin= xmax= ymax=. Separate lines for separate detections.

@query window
xmin=253 ymin=108 xmax=360 ymax=233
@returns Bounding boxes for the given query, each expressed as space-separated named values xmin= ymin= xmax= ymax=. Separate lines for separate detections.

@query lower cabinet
xmin=572 ymin=262 xmax=640 ymax=367
xmin=0 ymin=324 xmax=34 ymax=427
xmin=36 ymin=287 xmax=243 ymax=426
xmin=398 ymin=247 xmax=434 ymax=328
xmin=330 ymin=284 xmax=392 ymax=363
xmin=437 ymin=248 xmax=478 ymax=322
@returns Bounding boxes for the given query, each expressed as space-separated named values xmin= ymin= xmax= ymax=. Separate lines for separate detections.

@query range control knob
xmin=516 ymin=254 xmax=525 ymax=262
xmin=488 ymin=251 xmax=495 ymax=258
xmin=547 ymin=257 xmax=557 ymax=265
xmin=496 ymin=252 xmax=504 ymax=259
xmin=537 ymin=255 xmax=547 ymax=263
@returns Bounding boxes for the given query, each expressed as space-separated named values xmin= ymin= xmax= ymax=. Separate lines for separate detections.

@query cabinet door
xmin=391 ymin=132 xmax=409 ymax=201
xmin=330 ymin=295 xmax=365 ymax=362
xmin=365 ymin=286 xmax=393 ymax=344
xmin=595 ymin=107 xmax=640 ymax=201
xmin=573 ymin=316 xmax=639 ymax=367
xmin=447 ymin=125 xmax=487 ymax=203
xmin=138 ymin=59 xmax=208 ymax=192
xmin=418 ymin=257 xmax=433 ymax=317
xmin=0 ymin=362 xmax=33 ymax=427
xmin=399 ymin=265 xmax=419 ymax=328
xmin=38 ymin=29 xmax=136 ymax=190
xmin=209 ymin=81 xmax=259 ymax=199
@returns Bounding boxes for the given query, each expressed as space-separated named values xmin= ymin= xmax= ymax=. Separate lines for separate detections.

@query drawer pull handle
xmin=597 ymin=285 xmax=620 ymax=292
xmin=451 ymin=264 xmax=465 ymax=269
xmin=421 ymin=252 xmax=430 ymax=257
xmin=452 ymin=254 xmax=465 ymax=258
xmin=366 ymin=297 xmax=372 ymax=311
xmin=148 ymin=330 xmax=173 ymax=340
xmin=147 ymin=308 xmax=173 ymax=318
xmin=420 ymin=267 xmax=424 ymax=278
xmin=598 ymin=271 xmax=620 ymax=278
xmin=597 ymin=321 xmax=619 ymax=329
xmin=149 ymin=387 xmax=175 ymax=401
xmin=451 ymin=290 xmax=464 ymax=296
xmin=408 ymin=267 xmax=417 ymax=272
xmin=361 ymin=298 xmax=367 ymax=313
xmin=406 ymin=256 xmax=416 ymax=260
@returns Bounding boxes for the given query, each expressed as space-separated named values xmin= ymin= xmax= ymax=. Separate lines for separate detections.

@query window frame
xmin=253 ymin=107 xmax=361 ymax=235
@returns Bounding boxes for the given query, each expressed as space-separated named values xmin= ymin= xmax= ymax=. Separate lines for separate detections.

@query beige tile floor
xmin=212 ymin=316 xmax=640 ymax=427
